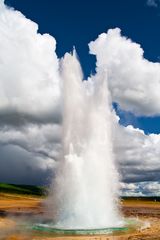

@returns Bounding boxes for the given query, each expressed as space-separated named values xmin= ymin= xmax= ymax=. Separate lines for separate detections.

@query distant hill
xmin=121 ymin=196 xmax=160 ymax=202
xmin=0 ymin=183 xmax=45 ymax=196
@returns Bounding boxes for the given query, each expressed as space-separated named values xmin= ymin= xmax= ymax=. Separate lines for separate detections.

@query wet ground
xmin=0 ymin=193 xmax=160 ymax=240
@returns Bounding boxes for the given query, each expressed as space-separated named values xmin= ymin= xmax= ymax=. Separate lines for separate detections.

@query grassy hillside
xmin=0 ymin=183 xmax=45 ymax=196
xmin=122 ymin=196 xmax=160 ymax=202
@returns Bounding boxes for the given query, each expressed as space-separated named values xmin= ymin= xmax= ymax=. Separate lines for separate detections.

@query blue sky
xmin=5 ymin=0 xmax=160 ymax=134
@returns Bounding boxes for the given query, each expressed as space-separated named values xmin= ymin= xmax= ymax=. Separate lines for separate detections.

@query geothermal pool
xmin=31 ymin=225 xmax=129 ymax=235
xmin=30 ymin=219 xmax=136 ymax=235
xmin=20 ymin=218 xmax=145 ymax=237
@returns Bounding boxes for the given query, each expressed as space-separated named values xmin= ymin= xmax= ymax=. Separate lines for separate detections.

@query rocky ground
xmin=0 ymin=193 xmax=160 ymax=240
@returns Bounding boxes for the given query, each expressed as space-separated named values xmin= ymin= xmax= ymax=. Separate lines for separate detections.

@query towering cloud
xmin=0 ymin=0 xmax=61 ymax=184
xmin=89 ymin=28 xmax=160 ymax=116
xmin=0 ymin=0 xmax=60 ymax=125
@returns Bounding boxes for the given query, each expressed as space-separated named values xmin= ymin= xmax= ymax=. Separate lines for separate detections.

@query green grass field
xmin=0 ymin=183 xmax=45 ymax=196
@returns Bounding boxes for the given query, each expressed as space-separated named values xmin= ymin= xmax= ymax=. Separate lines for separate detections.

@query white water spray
xmin=48 ymin=50 xmax=122 ymax=229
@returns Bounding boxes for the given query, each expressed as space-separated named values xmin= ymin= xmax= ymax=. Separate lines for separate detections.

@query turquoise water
xmin=28 ymin=219 xmax=139 ymax=235
xmin=31 ymin=225 xmax=128 ymax=235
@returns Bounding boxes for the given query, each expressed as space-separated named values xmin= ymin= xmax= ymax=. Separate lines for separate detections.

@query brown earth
xmin=0 ymin=193 xmax=160 ymax=240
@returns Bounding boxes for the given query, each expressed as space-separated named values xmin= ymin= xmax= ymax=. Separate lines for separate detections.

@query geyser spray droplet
xmin=47 ymin=50 xmax=122 ymax=229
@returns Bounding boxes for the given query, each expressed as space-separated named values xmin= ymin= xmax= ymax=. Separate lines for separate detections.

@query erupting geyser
xmin=47 ymin=50 xmax=122 ymax=229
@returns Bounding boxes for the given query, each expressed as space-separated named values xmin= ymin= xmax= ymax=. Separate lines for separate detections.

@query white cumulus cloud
xmin=0 ymin=0 xmax=61 ymax=184
xmin=120 ymin=181 xmax=160 ymax=196
xmin=114 ymin=122 xmax=160 ymax=183
xmin=147 ymin=0 xmax=159 ymax=7
xmin=89 ymin=28 xmax=160 ymax=116
xmin=0 ymin=2 xmax=61 ymax=124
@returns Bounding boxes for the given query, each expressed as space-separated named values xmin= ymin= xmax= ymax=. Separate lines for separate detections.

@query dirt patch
xmin=0 ymin=194 xmax=160 ymax=240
